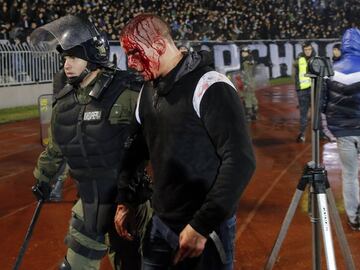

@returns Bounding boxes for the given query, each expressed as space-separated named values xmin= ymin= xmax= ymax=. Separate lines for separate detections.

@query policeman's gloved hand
xmin=32 ymin=181 xmax=51 ymax=201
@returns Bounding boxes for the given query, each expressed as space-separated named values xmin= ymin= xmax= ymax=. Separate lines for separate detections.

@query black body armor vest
xmin=52 ymin=69 xmax=142 ymax=234
xmin=52 ymin=69 xmax=133 ymax=180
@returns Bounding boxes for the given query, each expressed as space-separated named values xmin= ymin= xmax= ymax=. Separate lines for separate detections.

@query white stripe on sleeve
xmin=333 ymin=71 xmax=360 ymax=85
xmin=135 ymin=85 xmax=144 ymax=124
xmin=192 ymin=71 xmax=237 ymax=118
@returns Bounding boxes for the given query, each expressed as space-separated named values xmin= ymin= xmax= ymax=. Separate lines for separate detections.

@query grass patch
xmin=0 ymin=105 xmax=39 ymax=124
xmin=0 ymin=77 xmax=294 ymax=125
xmin=269 ymin=76 xmax=294 ymax=86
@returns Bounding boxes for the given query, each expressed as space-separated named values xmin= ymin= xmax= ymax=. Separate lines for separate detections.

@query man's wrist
xmin=189 ymin=219 xmax=212 ymax=238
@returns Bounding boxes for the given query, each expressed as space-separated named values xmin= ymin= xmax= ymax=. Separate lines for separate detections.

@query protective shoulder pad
xmin=55 ymin=84 xmax=74 ymax=100
xmin=89 ymin=69 xmax=116 ymax=99
xmin=114 ymin=70 xmax=144 ymax=92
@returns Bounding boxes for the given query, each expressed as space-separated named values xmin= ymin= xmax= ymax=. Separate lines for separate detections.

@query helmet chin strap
xmin=67 ymin=62 xmax=98 ymax=86
xmin=67 ymin=68 xmax=90 ymax=86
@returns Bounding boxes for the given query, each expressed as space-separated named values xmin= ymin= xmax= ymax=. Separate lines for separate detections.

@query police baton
xmin=13 ymin=186 xmax=45 ymax=270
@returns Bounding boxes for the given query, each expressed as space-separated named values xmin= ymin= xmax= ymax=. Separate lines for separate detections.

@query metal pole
xmin=310 ymin=67 xmax=337 ymax=270
xmin=326 ymin=189 xmax=356 ymax=270
xmin=13 ymin=200 xmax=44 ymax=270
xmin=317 ymin=193 xmax=336 ymax=269
xmin=264 ymin=189 xmax=305 ymax=270
xmin=310 ymin=186 xmax=322 ymax=270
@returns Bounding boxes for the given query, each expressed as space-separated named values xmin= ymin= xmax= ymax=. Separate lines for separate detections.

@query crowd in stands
xmin=0 ymin=0 xmax=359 ymax=44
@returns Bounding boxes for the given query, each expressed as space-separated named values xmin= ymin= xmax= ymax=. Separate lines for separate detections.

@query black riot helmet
xmin=30 ymin=15 xmax=111 ymax=68
xmin=56 ymin=33 xmax=110 ymax=69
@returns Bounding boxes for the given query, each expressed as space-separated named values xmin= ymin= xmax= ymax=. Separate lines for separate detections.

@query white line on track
xmin=236 ymin=144 xmax=311 ymax=240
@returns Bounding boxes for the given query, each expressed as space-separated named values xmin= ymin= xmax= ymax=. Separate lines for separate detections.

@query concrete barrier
xmin=0 ymin=83 xmax=52 ymax=109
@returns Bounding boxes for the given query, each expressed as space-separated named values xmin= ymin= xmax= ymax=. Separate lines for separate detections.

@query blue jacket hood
xmin=325 ymin=27 xmax=360 ymax=137
xmin=342 ymin=28 xmax=360 ymax=56
xmin=334 ymin=28 xmax=360 ymax=74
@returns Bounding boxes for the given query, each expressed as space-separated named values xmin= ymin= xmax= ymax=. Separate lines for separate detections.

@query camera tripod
xmin=264 ymin=59 xmax=356 ymax=270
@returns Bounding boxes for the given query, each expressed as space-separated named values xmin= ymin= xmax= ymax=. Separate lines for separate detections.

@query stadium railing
xmin=0 ymin=40 xmax=60 ymax=87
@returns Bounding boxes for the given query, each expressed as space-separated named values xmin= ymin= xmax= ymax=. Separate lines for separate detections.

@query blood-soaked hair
xmin=120 ymin=14 xmax=173 ymax=45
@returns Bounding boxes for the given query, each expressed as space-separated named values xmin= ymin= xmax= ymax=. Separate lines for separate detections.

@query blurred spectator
xmin=332 ymin=43 xmax=342 ymax=62
xmin=111 ymin=53 xmax=117 ymax=66
xmin=0 ymin=2 xmax=10 ymax=23
xmin=240 ymin=46 xmax=258 ymax=121
xmin=178 ymin=45 xmax=189 ymax=54
xmin=0 ymin=23 xmax=11 ymax=39
xmin=0 ymin=0 xmax=357 ymax=42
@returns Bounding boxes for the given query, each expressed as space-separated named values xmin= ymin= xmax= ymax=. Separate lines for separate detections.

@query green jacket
xmin=241 ymin=58 xmax=256 ymax=88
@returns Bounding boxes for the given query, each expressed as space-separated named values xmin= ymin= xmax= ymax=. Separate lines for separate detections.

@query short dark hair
xmin=302 ymin=41 xmax=312 ymax=48
xmin=120 ymin=13 xmax=173 ymax=44
xmin=333 ymin=43 xmax=341 ymax=50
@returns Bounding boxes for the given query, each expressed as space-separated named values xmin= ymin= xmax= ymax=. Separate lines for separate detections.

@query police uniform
xmin=34 ymin=68 xmax=151 ymax=270
xmin=49 ymin=68 xmax=69 ymax=202
xmin=31 ymin=15 xmax=151 ymax=270
xmin=241 ymin=54 xmax=258 ymax=121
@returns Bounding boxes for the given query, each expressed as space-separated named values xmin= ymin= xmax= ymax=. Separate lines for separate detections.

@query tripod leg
xmin=264 ymin=189 xmax=304 ymax=270
xmin=326 ymin=188 xmax=356 ymax=270
xmin=317 ymin=193 xmax=337 ymax=270
xmin=310 ymin=189 xmax=322 ymax=270
xmin=13 ymin=200 xmax=43 ymax=270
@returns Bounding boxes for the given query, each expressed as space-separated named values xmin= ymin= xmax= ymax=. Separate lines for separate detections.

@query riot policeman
xmin=240 ymin=46 xmax=258 ymax=121
xmin=49 ymin=68 xmax=69 ymax=202
xmin=31 ymin=15 xmax=151 ymax=270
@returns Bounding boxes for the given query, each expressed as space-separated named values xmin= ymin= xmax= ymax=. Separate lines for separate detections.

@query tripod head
xmin=308 ymin=57 xmax=334 ymax=78
xmin=305 ymin=57 xmax=334 ymax=167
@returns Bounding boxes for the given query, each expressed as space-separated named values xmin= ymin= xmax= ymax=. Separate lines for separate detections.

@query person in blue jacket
xmin=325 ymin=27 xmax=360 ymax=231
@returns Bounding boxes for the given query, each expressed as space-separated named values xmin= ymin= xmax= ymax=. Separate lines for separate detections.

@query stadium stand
xmin=0 ymin=0 xmax=358 ymax=43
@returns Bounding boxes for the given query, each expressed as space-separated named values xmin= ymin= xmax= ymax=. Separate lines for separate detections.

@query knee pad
xmin=59 ymin=257 xmax=71 ymax=270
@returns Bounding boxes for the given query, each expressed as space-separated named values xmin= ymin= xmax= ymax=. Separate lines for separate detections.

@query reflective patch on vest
xmin=83 ymin=111 xmax=102 ymax=121
xmin=298 ymin=57 xmax=311 ymax=90
xmin=193 ymin=71 xmax=236 ymax=118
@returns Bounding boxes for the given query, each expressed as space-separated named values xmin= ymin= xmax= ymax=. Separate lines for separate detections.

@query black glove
xmin=32 ymin=181 xmax=51 ymax=201
xmin=129 ymin=170 xmax=153 ymax=205
xmin=116 ymin=171 xmax=153 ymax=206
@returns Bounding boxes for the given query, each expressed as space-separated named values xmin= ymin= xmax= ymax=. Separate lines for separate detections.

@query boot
xmin=320 ymin=131 xmax=331 ymax=141
xmin=251 ymin=107 xmax=258 ymax=120
xmin=50 ymin=178 xmax=64 ymax=202
xmin=59 ymin=257 xmax=71 ymax=270
xmin=296 ymin=132 xmax=305 ymax=143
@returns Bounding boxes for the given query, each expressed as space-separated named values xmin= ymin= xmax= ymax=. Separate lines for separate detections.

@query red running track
xmin=0 ymin=84 xmax=359 ymax=269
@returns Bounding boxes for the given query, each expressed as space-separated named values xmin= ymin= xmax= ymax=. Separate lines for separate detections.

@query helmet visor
xmin=30 ymin=15 xmax=96 ymax=50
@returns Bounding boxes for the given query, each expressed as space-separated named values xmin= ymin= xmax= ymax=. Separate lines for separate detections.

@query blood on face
xmin=120 ymin=15 xmax=166 ymax=80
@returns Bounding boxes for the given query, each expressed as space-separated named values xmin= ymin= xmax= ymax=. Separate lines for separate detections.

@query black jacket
xmin=118 ymin=51 xmax=255 ymax=236
xmin=325 ymin=28 xmax=360 ymax=137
